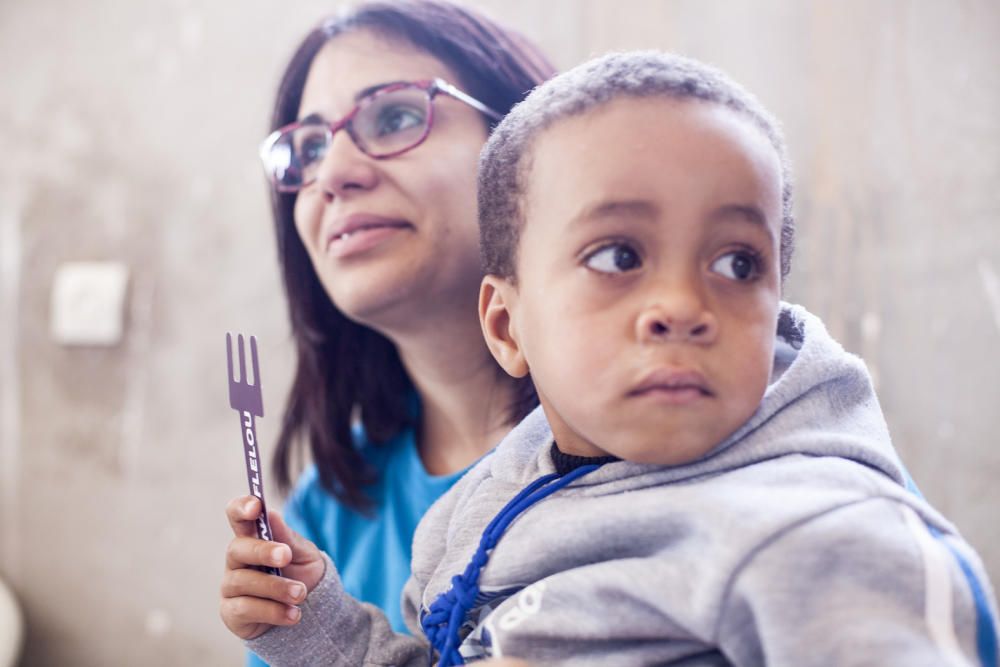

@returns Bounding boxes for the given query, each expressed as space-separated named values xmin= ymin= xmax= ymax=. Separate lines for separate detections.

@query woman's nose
xmin=636 ymin=291 xmax=717 ymax=344
xmin=314 ymin=129 xmax=379 ymax=201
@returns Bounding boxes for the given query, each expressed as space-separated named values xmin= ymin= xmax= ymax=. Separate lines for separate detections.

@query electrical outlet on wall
xmin=50 ymin=261 xmax=130 ymax=346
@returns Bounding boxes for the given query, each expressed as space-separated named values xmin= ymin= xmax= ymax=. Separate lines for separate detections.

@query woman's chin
xmin=329 ymin=279 xmax=430 ymax=332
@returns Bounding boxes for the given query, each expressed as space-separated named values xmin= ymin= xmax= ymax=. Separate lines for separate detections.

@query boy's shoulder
xmin=409 ymin=407 xmax=552 ymax=578
xmin=483 ymin=405 xmax=558 ymax=481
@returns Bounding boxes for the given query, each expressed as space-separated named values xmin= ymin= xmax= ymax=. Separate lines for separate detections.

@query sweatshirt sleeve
xmin=716 ymin=496 xmax=995 ymax=667
xmin=245 ymin=553 xmax=429 ymax=666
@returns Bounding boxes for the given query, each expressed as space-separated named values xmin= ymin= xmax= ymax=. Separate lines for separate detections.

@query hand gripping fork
xmin=226 ymin=333 xmax=280 ymax=576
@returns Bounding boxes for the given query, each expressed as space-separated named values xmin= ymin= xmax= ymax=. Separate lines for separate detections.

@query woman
xmin=219 ymin=1 xmax=555 ymax=663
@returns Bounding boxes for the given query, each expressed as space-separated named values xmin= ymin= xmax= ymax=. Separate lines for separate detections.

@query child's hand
xmin=219 ymin=495 xmax=325 ymax=640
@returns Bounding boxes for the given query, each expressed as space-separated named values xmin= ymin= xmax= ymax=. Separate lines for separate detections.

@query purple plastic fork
xmin=226 ymin=333 xmax=280 ymax=577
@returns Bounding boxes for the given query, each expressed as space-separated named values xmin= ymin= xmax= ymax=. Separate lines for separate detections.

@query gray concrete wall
xmin=1 ymin=1 xmax=997 ymax=664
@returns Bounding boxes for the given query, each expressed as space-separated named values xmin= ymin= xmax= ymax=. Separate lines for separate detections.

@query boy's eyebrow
xmin=709 ymin=204 xmax=775 ymax=239
xmin=570 ymin=200 xmax=659 ymax=226
xmin=570 ymin=201 xmax=773 ymax=236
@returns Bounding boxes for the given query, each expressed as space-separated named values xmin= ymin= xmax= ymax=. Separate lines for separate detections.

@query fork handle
xmin=238 ymin=411 xmax=282 ymax=577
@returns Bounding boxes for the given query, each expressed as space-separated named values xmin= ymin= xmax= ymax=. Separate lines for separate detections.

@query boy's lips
xmin=324 ymin=213 xmax=412 ymax=257
xmin=628 ymin=368 xmax=713 ymax=403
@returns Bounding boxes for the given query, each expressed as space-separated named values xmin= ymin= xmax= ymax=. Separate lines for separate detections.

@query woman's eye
xmin=300 ymin=135 xmax=328 ymax=163
xmin=293 ymin=127 xmax=329 ymax=165
xmin=584 ymin=243 xmax=642 ymax=274
xmin=374 ymin=104 xmax=425 ymax=136
xmin=710 ymin=251 xmax=760 ymax=282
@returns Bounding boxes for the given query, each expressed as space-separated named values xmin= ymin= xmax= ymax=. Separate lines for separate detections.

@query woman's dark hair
xmin=268 ymin=0 xmax=556 ymax=510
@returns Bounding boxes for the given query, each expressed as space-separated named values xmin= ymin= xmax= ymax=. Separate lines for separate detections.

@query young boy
xmin=245 ymin=51 xmax=997 ymax=666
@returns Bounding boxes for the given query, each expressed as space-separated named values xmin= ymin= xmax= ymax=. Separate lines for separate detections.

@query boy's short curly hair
xmin=478 ymin=50 xmax=795 ymax=283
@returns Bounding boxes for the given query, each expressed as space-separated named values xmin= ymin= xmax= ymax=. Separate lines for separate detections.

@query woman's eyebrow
xmin=297 ymin=81 xmax=412 ymax=122
xmin=354 ymin=80 xmax=409 ymax=101
xmin=299 ymin=112 xmax=325 ymax=124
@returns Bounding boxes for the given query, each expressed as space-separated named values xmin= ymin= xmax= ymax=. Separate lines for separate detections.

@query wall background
xmin=0 ymin=1 xmax=997 ymax=664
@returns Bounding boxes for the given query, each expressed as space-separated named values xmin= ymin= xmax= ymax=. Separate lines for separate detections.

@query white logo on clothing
xmin=497 ymin=581 xmax=547 ymax=631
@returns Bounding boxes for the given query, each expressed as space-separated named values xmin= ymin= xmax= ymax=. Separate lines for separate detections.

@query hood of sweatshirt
xmin=486 ymin=302 xmax=907 ymax=493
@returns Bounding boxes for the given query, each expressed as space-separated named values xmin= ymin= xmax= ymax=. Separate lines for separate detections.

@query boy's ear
xmin=479 ymin=275 xmax=529 ymax=378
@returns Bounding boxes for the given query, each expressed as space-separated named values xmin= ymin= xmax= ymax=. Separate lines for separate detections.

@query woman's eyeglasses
xmin=259 ymin=78 xmax=502 ymax=193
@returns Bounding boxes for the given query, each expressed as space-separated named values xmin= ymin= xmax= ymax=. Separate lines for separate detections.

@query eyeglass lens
xmin=268 ymin=86 xmax=432 ymax=190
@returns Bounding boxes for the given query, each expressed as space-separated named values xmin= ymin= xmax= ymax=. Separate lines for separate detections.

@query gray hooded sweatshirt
xmin=248 ymin=304 xmax=998 ymax=666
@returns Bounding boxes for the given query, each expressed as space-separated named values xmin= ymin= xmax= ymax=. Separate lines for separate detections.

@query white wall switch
xmin=50 ymin=261 xmax=130 ymax=346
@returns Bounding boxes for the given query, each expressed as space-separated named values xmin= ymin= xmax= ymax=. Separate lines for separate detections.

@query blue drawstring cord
xmin=420 ymin=462 xmax=605 ymax=666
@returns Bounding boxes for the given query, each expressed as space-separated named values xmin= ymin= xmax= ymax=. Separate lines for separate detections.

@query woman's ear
xmin=479 ymin=275 xmax=529 ymax=378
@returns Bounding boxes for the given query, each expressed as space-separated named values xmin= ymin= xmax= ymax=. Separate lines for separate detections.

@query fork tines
xmin=226 ymin=333 xmax=264 ymax=417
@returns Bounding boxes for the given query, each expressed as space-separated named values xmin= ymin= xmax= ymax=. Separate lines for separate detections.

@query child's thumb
xmin=267 ymin=510 xmax=325 ymax=590
xmin=267 ymin=510 xmax=314 ymax=560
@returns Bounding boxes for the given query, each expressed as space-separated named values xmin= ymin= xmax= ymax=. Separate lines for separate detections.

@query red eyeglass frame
xmin=260 ymin=78 xmax=503 ymax=192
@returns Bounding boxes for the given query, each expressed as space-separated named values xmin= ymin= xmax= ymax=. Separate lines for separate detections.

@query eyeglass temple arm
xmin=433 ymin=78 xmax=504 ymax=122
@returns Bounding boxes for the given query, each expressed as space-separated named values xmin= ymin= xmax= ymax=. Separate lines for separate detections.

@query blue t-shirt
xmin=248 ymin=426 xmax=468 ymax=666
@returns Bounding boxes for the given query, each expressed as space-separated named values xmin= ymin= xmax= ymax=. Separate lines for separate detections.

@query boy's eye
xmin=584 ymin=243 xmax=642 ymax=274
xmin=710 ymin=250 xmax=760 ymax=282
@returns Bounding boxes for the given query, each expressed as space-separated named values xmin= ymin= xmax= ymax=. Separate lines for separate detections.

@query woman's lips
xmin=327 ymin=224 xmax=409 ymax=258
xmin=324 ymin=214 xmax=411 ymax=258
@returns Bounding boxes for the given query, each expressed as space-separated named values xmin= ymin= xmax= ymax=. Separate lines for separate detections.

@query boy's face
xmin=480 ymin=97 xmax=783 ymax=464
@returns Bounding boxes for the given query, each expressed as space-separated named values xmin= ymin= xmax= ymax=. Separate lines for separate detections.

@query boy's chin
xmin=598 ymin=426 xmax=726 ymax=467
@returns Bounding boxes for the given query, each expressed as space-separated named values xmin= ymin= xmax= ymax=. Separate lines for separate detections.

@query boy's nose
xmin=636 ymin=299 xmax=717 ymax=344
xmin=315 ymin=131 xmax=379 ymax=201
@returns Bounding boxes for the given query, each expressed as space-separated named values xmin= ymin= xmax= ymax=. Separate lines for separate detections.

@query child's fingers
xmin=221 ymin=568 xmax=307 ymax=607
xmin=225 ymin=495 xmax=262 ymax=538
xmin=226 ymin=535 xmax=292 ymax=572
xmin=219 ymin=594 xmax=302 ymax=640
